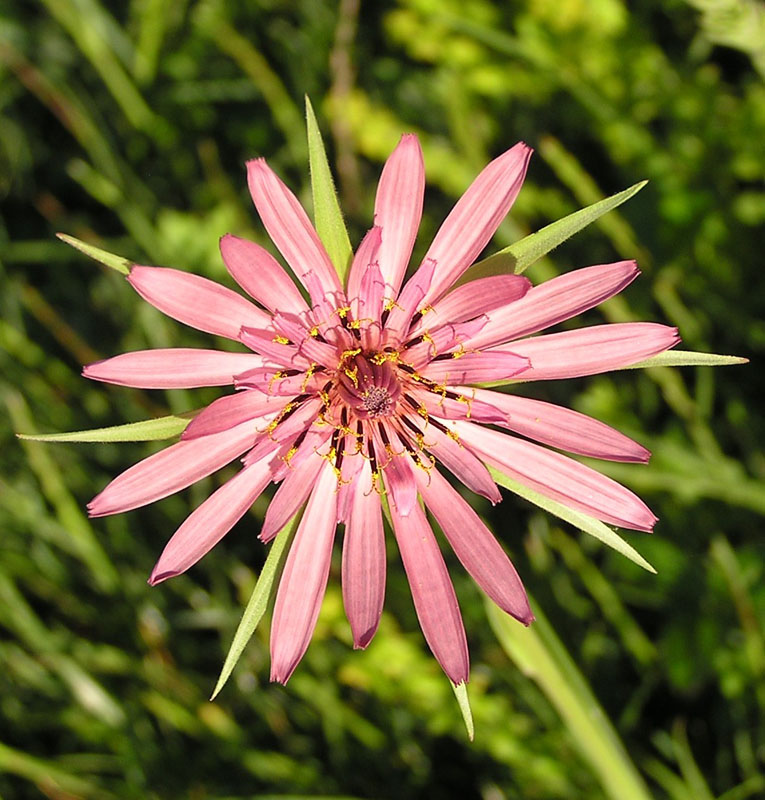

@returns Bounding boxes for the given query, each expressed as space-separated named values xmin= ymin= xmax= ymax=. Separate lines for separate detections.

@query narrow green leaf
xmin=305 ymin=96 xmax=353 ymax=283
xmin=468 ymin=180 xmax=648 ymax=279
xmin=621 ymin=351 xmax=749 ymax=370
xmin=451 ymin=681 xmax=474 ymax=741
xmin=487 ymin=600 xmax=654 ymax=800
xmin=17 ymin=413 xmax=193 ymax=443
xmin=56 ymin=232 xmax=132 ymax=275
xmin=211 ymin=512 xmax=301 ymax=699
xmin=488 ymin=466 xmax=656 ymax=573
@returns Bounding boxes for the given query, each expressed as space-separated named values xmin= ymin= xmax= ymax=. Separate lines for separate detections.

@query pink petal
xmin=242 ymin=397 xmax=322 ymax=465
xmin=379 ymin=430 xmax=417 ymax=517
xmin=373 ymin=134 xmax=425 ymax=295
xmin=455 ymin=421 xmax=658 ymax=531
xmin=404 ymin=317 xmax=488 ymax=367
xmin=336 ymin=447 xmax=366 ymax=523
xmin=407 ymin=388 xmax=507 ymax=425
xmin=342 ymin=460 xmax=386 ymax=649
xmin=239 ymin=326 xmax=312 ymax=369
xmin=148 ymin=459 xmax=273 ymax=584
xmin=272 ymin=312 xmax=338 ymax=364
xmin=472 ymin=389 xmax=650 ymax=462
xmin=462 ymin=261 xmax=641 ymax=351
xmin=83 ymin=349 xmax=264 ymax=388
xmin=246 ymin=158 xmax=342 ymax=303
xmin=404 ymin=414 xmax=501 ymax=504
xmin=420 ymin=142 xmax=532 ymax=305
xmin=182 ymin=390 xmax=289 ymax=440
xmin=390 ymin=500 xmax=469 ymax=685
xmin=346 ymin=226 xmax=383 ymax=308
xmin=128 ymin=266 xmax=270 ymax=339
xmin=409 ymin=273 xmax=531 ymax=337
xmin=415 ymin=467 xmax=532 ymax=624
xmin=270 ymin=465 xmax=338 ymax=684
xmin=358 ymin=260 xmax=386 ymax=352
xmin=88 ymin=421 xmax=258 ymax=517
xmin=234 ymin=367 xmax=324 ymax=397
xmin=421 ymin=350 xmax=530 ymax=384
xmin=499 ymin=323 xmax=680 ymax=381
xmin=260 ymin=451 xmax=325 ymax=542
xmin=382 ymin=257 xmax=436 ymax=346
xmin=219 ymin=234 xmax=309 ymax=315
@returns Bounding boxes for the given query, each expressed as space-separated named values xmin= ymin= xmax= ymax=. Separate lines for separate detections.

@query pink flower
xmin=84 ymin=135 xmax=679 ymax=685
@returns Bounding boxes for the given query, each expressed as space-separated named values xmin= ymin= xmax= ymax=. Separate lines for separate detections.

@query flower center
xmin=361 ymin=385 xmax=393 ymax=417
xmin=334 ymin=353 xmax=402 ymax=420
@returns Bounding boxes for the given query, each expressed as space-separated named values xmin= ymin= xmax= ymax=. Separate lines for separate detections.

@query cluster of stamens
xmin=238 ymin=290 xmax=481 ymax=496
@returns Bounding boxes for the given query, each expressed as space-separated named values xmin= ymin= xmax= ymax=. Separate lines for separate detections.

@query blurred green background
xmin=1 ymin=0 xmax=764 ymax=798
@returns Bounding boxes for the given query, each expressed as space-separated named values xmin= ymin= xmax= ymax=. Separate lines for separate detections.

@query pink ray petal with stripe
xmin=128 ymin=266 xmax=270 ymax=339
xmin=373 ymin=134 xmax=425 ymax=296
xmin=181 ymin=390 xmax=289 ymax=440
xmin=415 ymin=467 xmax=533 ymax=624
xmin=390 ymin=500 xmax=469 ymax=685
xmin=462 ymin=260 xmax=640 ymax=351
xmin=471 ymin=389 xmax=650 ymax=462
xmin=499 ymin=323 xmax=680 ymax=381
xmin=259 ymin=451 xmax=326 ymax=542
xmin=247 ymin=158 xmax=342 ymax=303
xmin=347 ymin=226 xmax=383 ymax=306
xmin=148 ymin=459 xmax=273 ymax=585
xmin=88 ymin=421 xmax=258 ymax=517
xmin=220 ymin=233 xmax=309 ymax=315
xmin=420 ymin=142 xmax=532 ymax=306
xmin=270 ymin=465 xmax=338 ymax=684
xmin=342 ymin=460 xmax=386 ymax=649
xmin=421 ymin=350 xmax=530 ymax=385
xmin=409 ymin=273 xmax=531 ymax=337
xmin=83 ymin=349 xmax=264 ymax=388
xmin=455 ymin=420 xmax=657 ymax=531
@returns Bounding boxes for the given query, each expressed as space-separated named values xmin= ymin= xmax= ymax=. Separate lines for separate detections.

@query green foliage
xmin=1 ymin=0 xmax=763 ymax=798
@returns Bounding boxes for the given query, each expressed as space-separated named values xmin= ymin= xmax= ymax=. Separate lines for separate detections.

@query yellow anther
xmin=272 ymin=334 xmax=290 ymax=345
xmin=300 ymin=364 xmax=317 ymax=391
xmin=451 ymin=343 xmax=468 ymax=359
xmin=419 ymin=304 xmax=434 ymax=316
xmin=336 ymin=305 xmax=351 ymax=318
xmin=422 ymin=331 xmax=437 ymax=357
xmin=309 ymin=325 xmax=320 ymax=338
xmin=344 ymin=365 xmax=359 ymax=387
xmin=340 ymin=347 xmax=362 ymax=361
xmin=383 ymin=297 xmax=402 ymax=312
xmin=267 ymin=371 xmax=286 ymax=393
xmin=371 ymin=349 xmax=400 ymax=365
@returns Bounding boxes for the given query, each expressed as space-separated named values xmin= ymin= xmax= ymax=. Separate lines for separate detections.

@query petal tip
xmin=351 ymin=625 xmax=378 ymax=650
xmin=147 ymin=568 xmax=177 ymax=586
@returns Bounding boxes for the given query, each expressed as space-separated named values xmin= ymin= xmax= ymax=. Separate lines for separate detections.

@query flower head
xmin=84 ymin=135 xmax=679 ymax=685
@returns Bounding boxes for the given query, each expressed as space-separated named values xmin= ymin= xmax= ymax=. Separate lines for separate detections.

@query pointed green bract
xmin=56 ymin=233 xmax=133 ymax=275
xmin=622 ymin=351 xmax=749 ymax=370
xmin=488 ymin=467 xmax=656 ymax=573
xmin=451 ymin=681 xmax=475 ymax=741
xmin=211 ymin=512 xmax=301 ymax=699
xmin=17 ymin=414 xmax=193 ymax=443
xmin=466 ymin=181 xmax=648 ymax=281
xmin=305 ymin=96 xmax=353 ymax=284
